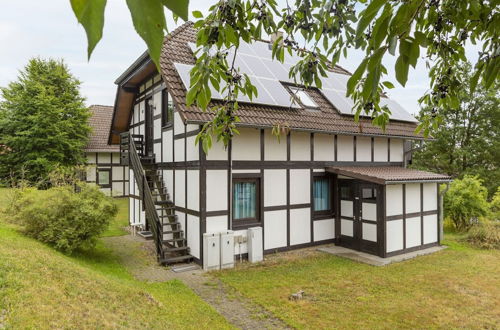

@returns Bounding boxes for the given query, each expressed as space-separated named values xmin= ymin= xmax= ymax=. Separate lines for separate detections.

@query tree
xmin=412 ymin=63 xmax=499 ymax=197
xmin=70 ymin=0 xmax=499 ymax=148
xmin=0 ymin=58 xmax=91 ymax=185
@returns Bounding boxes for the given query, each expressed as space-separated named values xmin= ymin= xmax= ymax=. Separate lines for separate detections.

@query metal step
xmin=164 ymin=246 xmax=189 ymax=253
xmin=163 ymin=237 xmax=186 ymax=244
xmin=160 ymin=254 xmax=193 ymax=265
xmin=163 ymin=229 xmax=183 ymax=234
xmin=162 ymin=221 xmax=179 ymax=227
xmin=154 ymin=201 xmax=174 ymax=206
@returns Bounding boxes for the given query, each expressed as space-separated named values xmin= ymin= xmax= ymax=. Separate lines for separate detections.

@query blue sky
xmin=0 ymin=0 xmax=479 ymax=116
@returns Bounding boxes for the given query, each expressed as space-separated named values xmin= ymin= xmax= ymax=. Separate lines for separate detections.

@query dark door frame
xmin=144 ymin=97 xmax=154 ymax=157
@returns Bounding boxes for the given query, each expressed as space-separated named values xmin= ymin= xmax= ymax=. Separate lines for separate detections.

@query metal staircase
xmin=120 ymin=132 xmax=192 ymax=265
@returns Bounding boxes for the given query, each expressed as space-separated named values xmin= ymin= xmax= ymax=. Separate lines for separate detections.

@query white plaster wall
xmin=187 ymin=215 xmax=200 ymax=259
xmin=174 ymin=112 xmax=184 ymax=134
xmin=206 ymin=138 xmax=228 ymax=161
xmin=129 ymin=198 xmax=134 ymax=225
xmin=206 ymin=216 xmax=228 ymax=233
xmin=154 ymin=118 xmax=161 ymax=140
xmin=153 ymin=143 xmax=161 ymax=162
xmin=362 ymin=223 xmax=377 ymax=242
xmin=290 ymin=208 xmax=311 ymax=245
xmin=186 ymin=123 xmax=198 ymax=131
xmin=423 ymin=183 xmax=437 ymax=211
xmin=98 ymin=153 xmax=111 ymax=163
xmin=112 ymin=153 xmax=120 ymax=164
xmin=373 ymin=137 xmax=388 ymax=162
xmin=314 ymin=219 xmax=335 ymax=241
xmin=386 ymin=184 xmax=403 ymax=216
xmin=289 ymin=169 xmax=310 ymax=204
xmin=264 ymin=129 xmax=286 ymax=161
xmin=362 ymin=203 xmax=377 ymax=221
xmin=112 ymin=182 xmax=124 ymax=196
xmin=174 ymin=138 xmax=185 ymax=162
xmin=233 ymin=169 xmax=260 ymax=174
xmin=133 ymin=103 xmax=139 ymax=124
xmin=206 ymin=170 xmax=228 ymax=212
xmin=406 ymin=216 xmax=421 ymax=248
xmin=290 ymin=131 xmax=310 ymax=161
xmin=423 ymin=214 xmax=438 ymax=244
xmin=138 ymin=101 xmax=145 ymax=122
xmin=405 ymin=183 xmax=421 ymax=213
xmin=129 ymin=169 xmax=135 ymax=195
xmin=313 ymin=134 xmax=334 ymax=161
xmin=187 ymin=170 xmax=199 ymax=211
xmin=175 ymin=170 xmax=185 ymax=207
xmin=134 ymin=199 xmax=140 ymax=225
xmin=86 ymin=166 xmax=96 ymax=181
xmin=232 ymin=128 xmax=260 ymax=160
xmin=264 ymin=170 xmax=287 ymax=206
xmin=186 ymin=135 xmax=199 ymax=161
xmin=390 ymin=139 xmax=404 ymax=162
xmin=162 ymin=130 xmax=173 ymax=163
xmin=112 ymin=166 xmax=123 ymax=180
xmin=164 ymin=170 xmax=173 ymax=201
xmin=356 ymin=136 xmax=371 ymax=162
xmin=87 ymin=153 xmax=96 ymax=163
xmin=153 ymin=89 xmax=162 ymax=116
xmin=264 ymin=210 xmax=287 ymax=249
xmin=386 ymin=219 xmax=403 ymax=252
xmin=341 ymin=200 xmax=353 ymax=217
xmin=341 ymin=219 xmax=353 ymax=237
xmin=337 ymin=135 xmax=354 ymax=161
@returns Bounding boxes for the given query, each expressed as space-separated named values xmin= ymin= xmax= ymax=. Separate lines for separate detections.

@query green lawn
xmin=0 ymin=188 xmax=231 ymax=329
xmin=215 ymin=235 xmax=500 ymax=329
xmin=101 ymin=197 xmax=129 ymax=237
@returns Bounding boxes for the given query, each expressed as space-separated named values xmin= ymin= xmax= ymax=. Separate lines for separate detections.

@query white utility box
xmin=247 ymin=227 xmax=263 ymax=263
xmin=220 ymin=230 xmax=235 ymax=269
xmin=203 ymin=233 xmax=220 ymax=271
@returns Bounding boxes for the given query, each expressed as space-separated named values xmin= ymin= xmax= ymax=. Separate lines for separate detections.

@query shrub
xmin=490 ymin=187 xmax=500 ymax=221
xmin=465 ymin=222 xmax=500 ymax=249
xmin=444 ymin=176 xmax=490 ymax=231
xmin=8 ymin=183 xmax=117 ymax=253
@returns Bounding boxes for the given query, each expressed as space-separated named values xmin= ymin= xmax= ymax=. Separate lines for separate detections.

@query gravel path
xmin=103 ymin=235 xmax=289 ymax=330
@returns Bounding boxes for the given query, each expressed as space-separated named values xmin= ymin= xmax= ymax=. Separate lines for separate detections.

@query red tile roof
xmin=158 ymin=22 xmax=422 ymax=139
xmin=327 ymin=166 xmax=451 ymax=184
xmin=85 ymin=105 xmax=119 ymax=152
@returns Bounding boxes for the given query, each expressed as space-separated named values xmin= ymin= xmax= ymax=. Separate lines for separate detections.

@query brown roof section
xmin=85 ymin=105 xmax=119 ymax=152
xmin=326 ymin=166 xmax=451 ymax=185
xmin=159 ymin=22 xmax=422 ymax=139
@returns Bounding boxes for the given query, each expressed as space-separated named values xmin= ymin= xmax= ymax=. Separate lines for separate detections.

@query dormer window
xmin=289 ymin=87 xmax=319 ymax=109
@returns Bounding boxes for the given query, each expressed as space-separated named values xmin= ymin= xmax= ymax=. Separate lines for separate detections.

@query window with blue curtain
xmin=313 ymin=176 xmax=330 ymax=212
xmin=233 ymin=179 xmax=259 ymax=221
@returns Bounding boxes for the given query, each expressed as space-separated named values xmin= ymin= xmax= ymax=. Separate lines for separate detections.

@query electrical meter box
xmin=247 ymin=227 xmax=263 ymax=263
xmin=220 ymin=230 xmax=235 ymax=269
xmin=203 ymin=233 xmax=220 ymax=271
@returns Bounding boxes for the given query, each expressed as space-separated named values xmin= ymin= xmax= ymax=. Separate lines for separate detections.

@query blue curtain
xmin=233 ymin=182 xmax=256 ymax=219
xmin=314 ymin=178 xmax=330 ymax=211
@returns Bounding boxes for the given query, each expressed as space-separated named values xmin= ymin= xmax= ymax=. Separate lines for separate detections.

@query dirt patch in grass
xmin=215 ymin=238 xmax=500 ymax=329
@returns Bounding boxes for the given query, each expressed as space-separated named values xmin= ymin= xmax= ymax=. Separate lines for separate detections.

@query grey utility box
xmin=247 ymin=227 xmax=263 ymax=263
xmin=203 ymin=233 xmax=220 ymax=271
xmin=220 ymin=230 xmax=235 ymax=269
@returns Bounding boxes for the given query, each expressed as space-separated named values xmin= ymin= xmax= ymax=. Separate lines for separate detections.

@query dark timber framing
xmin=85 ymin=151 xmax=128 ymax=197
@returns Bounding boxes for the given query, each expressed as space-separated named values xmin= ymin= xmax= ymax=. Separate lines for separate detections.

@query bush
xmin=465 ymin=222 xmax=500 ymax=249
xmin=444 ymin=176 xmax=490 ymax=231
xmin=8 ymin=183 xmax=117 ymax=253
xmin=490 ymin=187 xmax=500 ymax=221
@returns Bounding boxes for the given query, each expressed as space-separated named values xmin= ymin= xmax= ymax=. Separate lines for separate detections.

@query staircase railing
xmin=120 ymin=132 xmax=164 ymax=260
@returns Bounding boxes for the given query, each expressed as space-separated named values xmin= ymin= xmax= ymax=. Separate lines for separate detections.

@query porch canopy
xmin=325 ymin=166 xmax=451 ymax=185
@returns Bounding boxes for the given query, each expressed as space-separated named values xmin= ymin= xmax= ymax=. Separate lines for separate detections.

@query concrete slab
xmin=317 ymin=245 xmax=447 ymax=266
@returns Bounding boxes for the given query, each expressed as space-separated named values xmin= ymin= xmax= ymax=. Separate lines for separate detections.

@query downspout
xmin=439 ymin=182 xmax=450 ymax=241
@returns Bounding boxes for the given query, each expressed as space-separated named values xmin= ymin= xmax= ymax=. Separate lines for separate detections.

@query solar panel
xmin=321 ymin=89 xmax=353 ymax=114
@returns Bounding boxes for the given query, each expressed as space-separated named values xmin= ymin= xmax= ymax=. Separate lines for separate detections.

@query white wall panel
xmin=174 ymin=170 xmax=185 ymax=207
xmin=153 ymin=143 xmax=161 ymax=162
xmin=206 ymin=215 xmax=228 ymax=233
xmin=112 ymin=182 xmax=124 ymax=196
xmin=337 ymin=135 xmax=354 ymax=161
xmin=87 ymin=152 xmax=96 ymax=164
xmin=134 ymin=199 xmax=140 ymax=225
xmin=233 ymin=169 xmax=260 ymax=174
xmin=138 ymin=101 xmax=145 ymax=122
xmin=164 ymin=170 xmax=173 ymax=201
xmin=232 ymin=128 xmax=260 ymax=160
xmin=362 ymin=223 xmax=377 ymax=242
xmin=373 ymin=137 xmax=388 ymax=162
xmin=129 ymin=198 xmax=134 ymax=225
xmin=289 ymin=169 xmax=310 ymax=204
xmin=129 ymin=170 xmax=135 ymax=195
xmin=153 ymin=89 xmax=162 ymax=116
xmin=313 ymin=134 xmax=334 ymax=161
xmin=206 ymin=138 xmax=228 ymax=160
xmin=290 ymin=208 xmax=311 ymax=245
xmin=264 ymin=170 xmax=287 ymax=206
xmin=390 ymin=139 xmax=404 ymax=162
xmin=264 ymin=129 xmax=286 ymax=161
xmin=423 ymin=214 xmax=438 ymax=244
xmin=174 ymin=138 xmax=185 ymax=162
xmin=386 ymin=219 xmax=403 ymax=252
xmin=341 ymin=200 xmax=353 ymax=217
xmin=423 ymin=183 xmax=437 ymax=211
xmin=386 ymin=184 xmax=403 ymax=216
xmin=174 ymin=112 xmax=184 ymax=134
xmin=98 ymin=153 xmax=111 ymax=163
xmin=162 ymin=130 xmax=173 ymax=163
xmin=264 ymin=210 xmax=287 ymax=249
xmin=86 ymin=166 xmax=96 ymax=181
xmin=341 ymin=219 xmax=353 ymax=237
xmin=405 ymin=183 xmax=420 ymax=213
xmin=187 ymin=170 xmax=199 ymax=211
xmin=206 ymin=170 xmax=227 ymax=211
xmin=362 ymin=203 xmax=377 ymax=221
xmin=314 ymin=218 xmax=335 ymax=241
xmin=112 ymin=166 xmax=123 ymax=180
xmin=154 ymin=119 xmax=161 ymax=140
xmin=186 ymin=135 xmax=199 ymax=161
xmin=187 ymin=215 xmax=200 ymax=259
xmin=290 ymin=131 xmax=310 ymax=161
xmin=356 ymin=136 xmax=371 ymax=161
xmin=405 ymin=216 xmax=421 ymax=248
xmin=112 ymin=153 xmax=120 ymax=164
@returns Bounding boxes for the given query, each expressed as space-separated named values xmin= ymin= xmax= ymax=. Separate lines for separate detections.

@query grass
xmin=215 ymin=234 xmax=500 ymax=329
xmin=0 ymin=188 xmax=231 ymax=329
xmin=101 ymin=197 xmax=129 ymax=237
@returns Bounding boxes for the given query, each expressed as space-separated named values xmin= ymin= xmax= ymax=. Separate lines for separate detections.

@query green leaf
xmin=126 ymin=0 xmax=167 ymax=69
xmin=395 ymin=55 xmax=409 ymax=86
xmin=347 ymin=58 xmax=368 ymax=95
xmin=192 ymin=10 xmax=203 ymax=19
xmin=388 ymin=35 xmax=397 ymax=55
xmin=70 ymin=0 xmax=107 ymax=59
xmin=382 ymin=81 xmax=395 ymax=89
xmin=161 ymin=0 xmax=189 ymax=21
